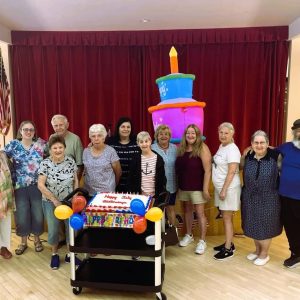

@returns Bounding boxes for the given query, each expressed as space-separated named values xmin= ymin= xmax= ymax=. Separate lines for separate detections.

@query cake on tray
xmin=82 ymin=193 xmax=153 ymax=228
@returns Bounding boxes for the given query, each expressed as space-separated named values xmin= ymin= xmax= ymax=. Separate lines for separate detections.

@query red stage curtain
xmin=10 ymin=27 xmax=289 ymax=152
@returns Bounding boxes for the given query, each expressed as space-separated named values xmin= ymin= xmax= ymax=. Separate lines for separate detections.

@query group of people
xmin=0 ymin=114 xmax=299 ymax=271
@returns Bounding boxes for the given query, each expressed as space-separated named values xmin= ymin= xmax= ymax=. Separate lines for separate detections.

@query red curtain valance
xmin=11 ymin=26 xmax=288 ymax=46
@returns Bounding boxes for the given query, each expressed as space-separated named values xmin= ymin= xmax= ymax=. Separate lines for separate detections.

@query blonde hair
xmin=154 ymin=125 xmax=172 ymax=141
xmin=137 ymin=131 xmax=151 ymax=143
xmin=218 ymin=122 xmax=235 ymax=134
xmin=177 ymin=124 xmax=203 ymax=158
xmin=89 ymin=124 xmax=107 ymax=138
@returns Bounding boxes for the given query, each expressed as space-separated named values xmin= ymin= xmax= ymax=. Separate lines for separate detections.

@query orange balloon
xmin=72 ymin=195 xmax=87 ymax=213
xmin=133 ymin=216 xmax=147 ymax=234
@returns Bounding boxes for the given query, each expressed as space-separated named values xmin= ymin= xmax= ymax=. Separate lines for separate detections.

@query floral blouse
xmin=5 ymin=138 xmax=46 ymax=189
xmin=0 ymin=151 xmax=15 ymax=217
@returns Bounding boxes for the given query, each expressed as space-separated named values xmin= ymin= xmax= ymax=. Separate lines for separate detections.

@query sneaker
xmin=195 ymin=240 xmax=207 ymax=255
xmin=246 ymin=253 xmax=258 ymax=261
xmin=213 ymin=242 xmax=236 ymax=252
xmin=50 ymin=254 xmax=60 ymax=270
xmin=65 ymin=254 xmax=82 ymax=266
xmin=214 ymin=247 xmax=234 ymax=260
xmin=283 ymin=254 xmax=300 ymax=268
xmin=254 ymin=256 xmax=270 ymax=266
xmin=179 ymin=234 xmax=194 ymax=247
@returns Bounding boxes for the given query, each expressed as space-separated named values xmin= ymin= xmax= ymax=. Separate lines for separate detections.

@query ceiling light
xmin=141 ymin=19 xmax=150 ymax=23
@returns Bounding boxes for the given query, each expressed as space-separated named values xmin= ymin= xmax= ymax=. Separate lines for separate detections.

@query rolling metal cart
xmin=65 ymin=189 xmax=167 ymax=300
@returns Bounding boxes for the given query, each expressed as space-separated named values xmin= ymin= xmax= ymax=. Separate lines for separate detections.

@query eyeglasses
xmin=22 ymin=128 xmax=35 ymax=132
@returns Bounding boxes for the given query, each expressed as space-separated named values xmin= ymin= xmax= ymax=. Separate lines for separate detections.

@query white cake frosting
xmin=85 ymin=193 xmax=152 ymax=213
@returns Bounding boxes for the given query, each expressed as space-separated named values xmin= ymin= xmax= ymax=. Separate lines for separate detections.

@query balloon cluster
xmin=54 ymin=195 xmax=87 ymax=230
xmin=130 ymin=199 xmax=163 ymax=234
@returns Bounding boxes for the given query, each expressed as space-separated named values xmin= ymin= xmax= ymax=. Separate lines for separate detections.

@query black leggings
xmin=281 ymin=196 xmax=300 ymax=256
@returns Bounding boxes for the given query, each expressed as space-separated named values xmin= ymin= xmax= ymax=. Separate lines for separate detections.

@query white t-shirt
xmin=212 ymin=143 xmax=241 ymax=190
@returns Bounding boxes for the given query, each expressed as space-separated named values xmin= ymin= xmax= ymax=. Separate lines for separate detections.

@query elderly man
xmin=50 ymin=114 xmax=83 ymax=180
xmin=277 ymin=119 xmax=300 ymax=269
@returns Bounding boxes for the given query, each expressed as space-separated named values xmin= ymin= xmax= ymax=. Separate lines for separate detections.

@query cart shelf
xmin=71 ymin=258 xmax=165 ymax=292
xmin=70 ymin=227 xmax=162 ymax=257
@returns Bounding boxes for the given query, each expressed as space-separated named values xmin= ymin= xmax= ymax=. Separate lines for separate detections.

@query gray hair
xmin=218 ymin=122 xmax=235 ymax=134
xmin=137 ymin=131 xmax=151 ymax=143
xmin=251 ymin=130 xmax=269 ymax=143
xmin=51 ymin=114 xmax=68 ymax=125
xmin=89 ymin=124 xmax=107 ymax=138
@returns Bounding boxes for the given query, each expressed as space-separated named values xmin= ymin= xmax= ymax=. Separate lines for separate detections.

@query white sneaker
xmin=247 ymin=253 xmax=258 ymax=261
xmin=195 ymin=240 xmax=207 ymax=255
xmin=254 ymin=256 xmax=270 ymax=266
xmin=179 ymin=234 xmax=194 ymax=247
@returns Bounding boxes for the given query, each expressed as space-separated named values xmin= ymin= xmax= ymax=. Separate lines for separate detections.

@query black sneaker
xmin=213 ymin=242 xmax=236 ymax=252
xmin=65 ymin=254 xmax=82 ymax=266
xmin=50 ymin=254 xmax=60 ymax=270
xmin=283 ymin=254 xmax=300 ymax=268
xmin=214 ymin=248 xmax=234 ymax=260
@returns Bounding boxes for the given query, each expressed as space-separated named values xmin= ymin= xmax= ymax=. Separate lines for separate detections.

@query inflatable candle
xmin=148 ymin=47 xmax=206 ymax=143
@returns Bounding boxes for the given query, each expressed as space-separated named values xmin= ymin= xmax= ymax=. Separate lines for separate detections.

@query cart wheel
xmin=156 ymin=292 xmax=167 ymax=300
xmin=72 ymin=287 xmax=82 ymax=295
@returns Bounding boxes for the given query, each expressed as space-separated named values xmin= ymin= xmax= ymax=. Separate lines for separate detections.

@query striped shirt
xmin=141 ymin=154 xmax=157 ymax=196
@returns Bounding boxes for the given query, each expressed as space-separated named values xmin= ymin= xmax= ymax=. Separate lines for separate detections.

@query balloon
xmin=72 ymin=195 xmax=87 ymax=213
xmin=54 ymin=205 xmax=73 ymax=220
xmin=133 ymin=216 xmax=147 ymax=234
xmin=145 ymin=207 xmax=163 ymax=222
xmin=130 ymin=199 xmax=146 ymax=216
xmin=70 ymin=213 xmax=84 ymax=230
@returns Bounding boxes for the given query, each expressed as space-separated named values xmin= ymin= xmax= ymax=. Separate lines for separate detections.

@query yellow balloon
xmin=145 ymin=207 xmax=163 ymax=222
xmin=54 ymin=205 xmax=73 ymax=220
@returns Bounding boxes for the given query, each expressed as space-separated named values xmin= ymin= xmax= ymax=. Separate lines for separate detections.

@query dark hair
xmin=113 ymin=117 xmax=135 ymax=141
xmin=48 ymin=135 xmax=66 ymax=149
xmin=16 ymin=120 xmax=38 ymax=141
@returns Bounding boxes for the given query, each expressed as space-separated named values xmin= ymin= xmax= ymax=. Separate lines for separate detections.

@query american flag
xmin=0 ymin=48 xmax=11 ymax=136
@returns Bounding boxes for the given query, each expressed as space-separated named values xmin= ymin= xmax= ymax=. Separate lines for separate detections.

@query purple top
xmin=175 ymin=151 xmax=204 ymax=191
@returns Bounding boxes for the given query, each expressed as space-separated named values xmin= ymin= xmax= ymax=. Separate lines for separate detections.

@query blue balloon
xmin=70 ymin=213 xmax=84 ymax=230
xmin=130 ymin=198 xmax=146 ymax=216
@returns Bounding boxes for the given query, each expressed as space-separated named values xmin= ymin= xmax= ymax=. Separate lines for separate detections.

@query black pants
xmin=281 ymin=196 xmax=300 ymax=256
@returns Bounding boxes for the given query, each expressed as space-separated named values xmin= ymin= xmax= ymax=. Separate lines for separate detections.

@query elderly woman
xmin=83 ymin=124 xmax=121 ymax=195
xmin=0 ymin=150 xmax=15 ymax=259
xmin=107 ymin=117 xmax=140 ymax=192
xmin=241 ymin=130 xmax=282 ymax=266
xmin=212 ymin=122 xmax=241 ymax=260
xmin=38 ymin=135 xmax=79 ymax=270
xmin=175 ymin=124 xmax=212 ymax=255
xmin=151 ymin=125 xmax=177 ymax=226
xmin=128 ymin=131 xmax=166 ymax=199
xmin=5 ymin=120 xmax=46 ymax=255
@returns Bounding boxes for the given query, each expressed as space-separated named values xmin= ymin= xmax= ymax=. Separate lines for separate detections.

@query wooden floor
xmin=1 ymin=232 xmax=300 ymax=300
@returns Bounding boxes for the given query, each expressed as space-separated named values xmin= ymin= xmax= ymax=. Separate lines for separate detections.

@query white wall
xmin=0 ymin=23 xmax=11 ymax=44
xmin=286 ymin=36 xmax=300 ymax=142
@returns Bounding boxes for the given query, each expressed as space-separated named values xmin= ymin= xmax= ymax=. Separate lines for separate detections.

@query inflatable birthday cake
xmin=148 ymin=47 xmax=206 ymax=143
xmin=83 ymin=193 xmax=153 ymax=228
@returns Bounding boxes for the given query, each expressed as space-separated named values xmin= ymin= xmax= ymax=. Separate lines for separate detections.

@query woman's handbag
xmin=164 ymin=224 xmax=179 ymax=247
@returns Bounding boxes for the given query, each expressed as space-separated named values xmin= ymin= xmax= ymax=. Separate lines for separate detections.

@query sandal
xmin=34 ymin=241 xmax=44 ymax=252
xmin=15 ymin=243 xmax=28 ymax=255
xmin=0 ymin=247 xmax=12 ymax=259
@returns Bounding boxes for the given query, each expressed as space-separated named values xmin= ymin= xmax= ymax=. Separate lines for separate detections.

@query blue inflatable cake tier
xmin=156 ymin=73 xmax=195 ymax=101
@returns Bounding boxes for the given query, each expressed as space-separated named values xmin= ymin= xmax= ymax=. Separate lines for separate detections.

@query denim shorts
xmin=42 ymin=201 xmax=69 ymax=245
xmin=14 ymin=185 xmax=44 ymax=236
